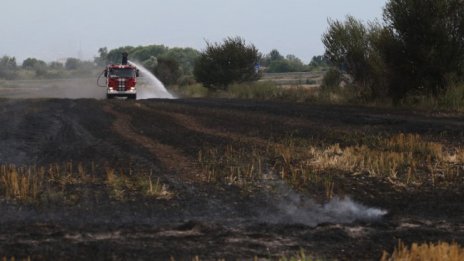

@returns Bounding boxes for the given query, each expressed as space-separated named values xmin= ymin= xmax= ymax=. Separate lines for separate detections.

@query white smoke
xmin=128 ymin=61 xmax=175 ymax=99
xmin=262 ymin=184 xmax=387 ymax=226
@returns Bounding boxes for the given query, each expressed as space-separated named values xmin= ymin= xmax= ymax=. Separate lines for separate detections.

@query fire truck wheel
xmin=106 ymin=94 xmax=114 ymax=99
xmin=128 ymin=94 xmax=136 ymax=100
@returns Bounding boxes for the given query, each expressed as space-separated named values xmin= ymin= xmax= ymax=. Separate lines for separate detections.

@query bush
xmin=194 ymin=37 xmax=261 ymax=90
xmin=438 ymin=84 xmax=464 ymax=110
xmin=0 ymin=56 xmax=18 ymax=80
xmin=321 ymin=68 xmax=342 ymax=90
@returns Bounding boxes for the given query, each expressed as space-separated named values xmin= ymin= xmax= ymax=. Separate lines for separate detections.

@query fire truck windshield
xmin=109 ymin=68 xmax=135 ymax=78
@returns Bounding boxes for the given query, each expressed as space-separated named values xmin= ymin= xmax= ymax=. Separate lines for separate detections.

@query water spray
xmin=128 ymin=61 xmax=175 ymax=100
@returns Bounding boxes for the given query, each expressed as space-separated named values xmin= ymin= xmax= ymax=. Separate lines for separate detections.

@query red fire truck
xmin=103 ymin=52 xmax=139 ymax=99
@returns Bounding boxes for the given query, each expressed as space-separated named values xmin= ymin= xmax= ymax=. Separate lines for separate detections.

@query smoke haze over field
xmin=0 ymin=78 xmax=106 ymax=99
xmin=1 ymin=0 xmax=386 ymax=63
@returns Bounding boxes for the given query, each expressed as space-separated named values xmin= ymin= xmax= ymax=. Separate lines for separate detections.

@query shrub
xmin=194 ymin=37 xmax=261 ymax=90
xmin=0 ymin=56 xmax=18 ymax=80
xmin=321 ymin=68 xmax=342 ymax=90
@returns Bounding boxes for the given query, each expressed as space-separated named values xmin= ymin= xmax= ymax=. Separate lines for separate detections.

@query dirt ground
xmin=0 ymin=98 xmax=463 ymax=260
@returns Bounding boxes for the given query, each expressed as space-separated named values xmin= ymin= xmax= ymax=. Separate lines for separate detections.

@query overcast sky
xmin=1 ymin=0 xmax=386 ymax=63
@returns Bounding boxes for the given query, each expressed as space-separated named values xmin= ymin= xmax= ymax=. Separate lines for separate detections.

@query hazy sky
xmin=1 ymin=0 xmax=386 ymax=63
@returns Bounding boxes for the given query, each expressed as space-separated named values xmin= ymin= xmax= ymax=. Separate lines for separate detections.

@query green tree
xmin=268 ymin=60 xmax=293 ymax=73
xmin=153 ymin=57 xmax=181 ymax=86
xmin=143 ymin=56 xmax=158 ymax=69
xmin=131 ymin=45 xmax=168 ymax=62
xmin=22 ymin=58 xmax=48 ymax=77
xmin=382 ymin=0 xmax=464 ymax=99
xmin=322 ymin=16 xmax=388 ymax=97
xmin=323 ymin=0 xmax=464 ymax=102
xmin=65 ymin=58 xmax=81 ymax=70
xmin=309 ymin=55 xmax=330 ymax=67
xmin=105 ymin=46 xmax=134 ymax=64
xmin=49 ymin=61 xmax=64 ymax=70
xmin=286 ymin=55 xmax=306 ymax=71
xmin=260 ymin=49 xmax=284 ymax=67
xmin=0 ymin=56 xmax=18 ymax=80
xmin=22 ymin=58 xmax=46 ymax=69
xmin=164 ymin=47 xmax=200 ymax=75
xmin=323 ymin=16 xmax=370 ymax=83
xmin=269 ymin=49 xmax=284 ymax=61
xmin=264 ymin=51 xmax=308 ymax=73
xmin=94 ymin=47 xmax=108 ymax=66
xmin=194 ymin=37 xmax=261 ymax=90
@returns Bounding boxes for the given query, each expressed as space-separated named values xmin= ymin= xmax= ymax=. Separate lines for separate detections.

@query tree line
xmin=0 ymin=43 xmax=322 ymax=86
xmin=261 ymin=50 xmax=329 ymax=73
xmin=0 ymin=56 xmax=96 ymax=80
xmin=323 ymin=0 xmax=464 ymax=103
xmin=95 ymin=43 xmax=325 ymax=88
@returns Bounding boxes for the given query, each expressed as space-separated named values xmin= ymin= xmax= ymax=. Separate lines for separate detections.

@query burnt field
xmin=0 ymin=98 xmax=463 ymax=260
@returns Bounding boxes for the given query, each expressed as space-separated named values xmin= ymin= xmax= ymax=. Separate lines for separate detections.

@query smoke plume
xmin=261 ymin=184 xmax=387 ymax=226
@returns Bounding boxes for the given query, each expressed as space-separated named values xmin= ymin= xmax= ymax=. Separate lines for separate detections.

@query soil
xmin=0 ymin=98 xmax=463 ymax=260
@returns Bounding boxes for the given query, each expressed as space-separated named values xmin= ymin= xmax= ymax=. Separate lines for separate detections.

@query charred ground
xmin=0 ymin=98 xmax=463 ymax=260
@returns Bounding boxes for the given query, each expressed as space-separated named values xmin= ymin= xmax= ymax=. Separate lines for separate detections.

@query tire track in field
xmin=102 ymin=104 xmax=199 ymax=181
xmin=133 ymin=102 xmax=276 ymax=148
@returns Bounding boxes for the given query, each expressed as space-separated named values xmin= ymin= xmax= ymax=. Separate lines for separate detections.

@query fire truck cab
xmin=104 ymin=53 xmax=139 ymax=100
